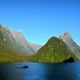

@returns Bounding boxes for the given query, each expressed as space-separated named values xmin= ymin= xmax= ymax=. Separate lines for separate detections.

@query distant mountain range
xmin=29 ymin=43 xmax=42 ymax=52
xmin=0 ymin=25 xmax=80 ymax=63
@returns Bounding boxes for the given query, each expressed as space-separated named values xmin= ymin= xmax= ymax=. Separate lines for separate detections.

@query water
xmin=0 ymin=62 xmax=80 ymax=80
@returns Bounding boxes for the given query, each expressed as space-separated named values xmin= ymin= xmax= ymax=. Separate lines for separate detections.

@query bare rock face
xmin=0 ymin=25 xmax=36 ymax=55
xmin=60 ymin=32 xmax=72 ymax=45
xmin=10 ymin=30 xmax=35 ymax=54
xmin=60 ymin=32 xmax=80 ymax=60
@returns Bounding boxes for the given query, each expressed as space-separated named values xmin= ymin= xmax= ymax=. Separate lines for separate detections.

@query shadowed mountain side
xmin=63 ymin=57 xmax=74 ymax=63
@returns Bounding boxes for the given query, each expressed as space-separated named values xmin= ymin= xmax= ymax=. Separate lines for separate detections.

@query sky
xmin=0 ymin=0 xmax=80 ymax=45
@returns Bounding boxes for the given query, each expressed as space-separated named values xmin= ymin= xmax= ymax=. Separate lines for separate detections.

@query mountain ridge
xmin=0 ymin=25 xmax=80 ymax=63
xmin=60 ymin=32 xmax=80 ymax=60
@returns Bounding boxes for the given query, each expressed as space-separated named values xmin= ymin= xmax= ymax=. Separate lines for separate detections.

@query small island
xmin=22 ymin=65 xmax=29 ymax=69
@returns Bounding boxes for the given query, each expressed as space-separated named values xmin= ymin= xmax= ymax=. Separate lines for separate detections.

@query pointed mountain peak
xmin=64 ymin=32 xmax=71 ymax=37
xmin=59 ymin=32 xmax=80 ymax=60
xmin=59 ymin=32 xmax=72 ymax=41
xmin=48 ymin=36 xmax=59 ymax=41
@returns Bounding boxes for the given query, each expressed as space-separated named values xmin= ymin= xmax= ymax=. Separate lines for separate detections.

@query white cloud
xmin=18 ymin=29 xmax=23 ymax=33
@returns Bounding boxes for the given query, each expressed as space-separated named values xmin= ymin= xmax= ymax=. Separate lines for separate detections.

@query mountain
xmin=31 ymin=37 xmax=74 ymax=63
xmin=30 ymin=43 xmax=42 ymax=52
xmin=0 ymin=25 xmax=78 ymax=63
xmin=0 ymin=25 xmax=35 ymax=54
xmin=60 ymin=32 xmax=80 ymax=60
xmin=0 ymin=25 xmax=36 ymax=63
xmin=10 ymin=30 xmax=35 ymax=55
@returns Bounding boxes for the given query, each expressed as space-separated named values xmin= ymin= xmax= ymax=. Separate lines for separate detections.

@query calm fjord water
xmin=0 ymin=62 xmax=80 ymax=80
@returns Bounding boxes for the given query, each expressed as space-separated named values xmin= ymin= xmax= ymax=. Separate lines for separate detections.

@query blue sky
xmin=0 ymin=0 xmax=80 ymax=45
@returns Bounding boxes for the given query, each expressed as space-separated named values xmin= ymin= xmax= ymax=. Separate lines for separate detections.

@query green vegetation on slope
xmin=0 ymin=26 xmax=31 ymax=63
xmin=0 ymin=25 xmax=77 ymax=63
xmin=31 ymin=37 xmax=74 ymax=63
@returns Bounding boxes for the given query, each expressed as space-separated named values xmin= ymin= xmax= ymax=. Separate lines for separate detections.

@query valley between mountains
xmin=0 ymin=25 xmax=80 ymax=63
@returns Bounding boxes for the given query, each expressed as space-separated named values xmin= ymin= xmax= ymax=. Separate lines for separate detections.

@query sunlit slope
xmin=31 ymin=37 xmax=75 ymax=63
